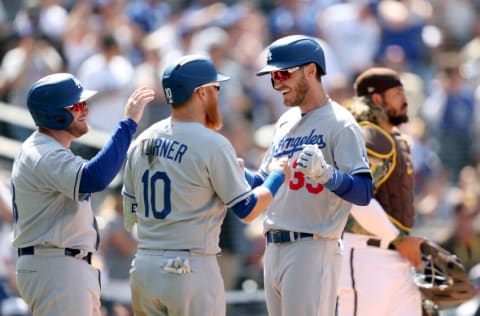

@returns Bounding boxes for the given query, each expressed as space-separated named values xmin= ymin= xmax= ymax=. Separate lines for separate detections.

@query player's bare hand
xmin=295 ymin=144 xmax=333 ymax=184
xmin=395 ymin=236 xmax=425 ymax=270
xmin=268 ymin=157 xmax=290 ymax=183
xmin=124 ymin=87 xmax=155 ymax=123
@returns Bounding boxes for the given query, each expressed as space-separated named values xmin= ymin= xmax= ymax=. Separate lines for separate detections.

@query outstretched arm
xmin=80 ymin=87 xmax=154 ymax=193
xmin=231 ymin=157 xmax=291 ymax=223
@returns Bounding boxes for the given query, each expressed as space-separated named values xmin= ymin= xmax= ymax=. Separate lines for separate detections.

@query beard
xmin=205 ymin=100 xmax=223 ymax=131
xmin=388 ymin=112 xmax=409 ymax=126
xmin=283 ymin=75 xmax=309 ymax=107
xmin=387 ymin=104 xmax=409 ymax=126
xmin=66 ymin=120 xmax=89 ymax=137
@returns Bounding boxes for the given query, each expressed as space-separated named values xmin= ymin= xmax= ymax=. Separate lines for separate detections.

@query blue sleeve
xmin=230 ymin=170 xmax=285 ymax=219
xmin=324 ymin=171 xmax=372 ymax=205
xmin=79 ymin=118 xmax=137 ymax=193
xmin=244 ymin=169 xmax=265 ymax=188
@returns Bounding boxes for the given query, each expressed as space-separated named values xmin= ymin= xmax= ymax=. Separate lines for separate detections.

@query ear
xmin=371 ymin=93 xmax=383 ymax=106
xmin=195 ymin=88 xmax=207 ymax=101
xmin=305 ymin=63 xmax=316 ymax=77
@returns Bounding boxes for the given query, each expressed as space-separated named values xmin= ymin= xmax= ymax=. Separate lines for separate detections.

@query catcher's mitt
xmin=415 ymin=240 xmax=474 ymax=310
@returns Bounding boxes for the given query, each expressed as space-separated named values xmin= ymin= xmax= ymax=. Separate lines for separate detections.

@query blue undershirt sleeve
xmin=231 ymin=170 xmax=285 ymax=219
xmin=79 ymin=118 xmax=137 ymax=193
xmin=244 ymin=169 xmax=265 ymax=188
xmin=324 ymin=170 xmax=372 ymax=205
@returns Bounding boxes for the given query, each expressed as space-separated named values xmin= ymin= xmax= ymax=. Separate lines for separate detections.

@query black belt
xmin=366 ymin=238 xmax=381 ymax=247
xmin=18 ymin=246 xmax=92 ymax=264
xmin=366 ymin=238 xmax=396 ymax=250
xmin=266 ymin=230 xmax=314 ymax=244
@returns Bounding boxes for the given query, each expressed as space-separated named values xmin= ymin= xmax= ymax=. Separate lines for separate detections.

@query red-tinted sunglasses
xmin=65 ymin=101 xmax=87 ymax=112
xmin=271 ymin=66 xmax=301 ymax=82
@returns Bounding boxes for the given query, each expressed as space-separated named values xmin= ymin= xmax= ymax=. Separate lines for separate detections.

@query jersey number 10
xmin=141 ymin=170 xmax=171 ymax=219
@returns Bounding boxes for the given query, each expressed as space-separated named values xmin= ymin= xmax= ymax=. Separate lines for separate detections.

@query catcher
xmin=337 ymin=67 xmax=473 ymax=316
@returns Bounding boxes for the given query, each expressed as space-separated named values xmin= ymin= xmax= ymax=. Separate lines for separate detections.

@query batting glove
xmin=295 ymin=144 xmax=333 ymax=184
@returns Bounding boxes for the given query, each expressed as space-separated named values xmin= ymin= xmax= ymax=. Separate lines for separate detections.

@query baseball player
xmin=253 ymin=35 xmax=373 ymax=316
xmin=122 ymin=55 xmax=291 ymax=316
xmin=337 ymin=67 xmax=424 ymax=316
xmin=11 ymin=73 xmax=154 ymax=316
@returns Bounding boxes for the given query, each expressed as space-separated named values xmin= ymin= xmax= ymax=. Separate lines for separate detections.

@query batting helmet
xmin=256 ymin=35 xmax=326 ymax=76
xmin=162 ymin=55 xmax=230 ymax=105
xmin=27 ymin=73 xmax=97 ymax=130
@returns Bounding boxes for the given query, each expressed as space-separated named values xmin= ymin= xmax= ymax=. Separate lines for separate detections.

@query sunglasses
xmin=271 ymin=66 xmax=301 ymax=82
xmin=194 ymin=82 xmax=221 ymax=92
xmin=64 ymin=101 xmax=87 ymax=112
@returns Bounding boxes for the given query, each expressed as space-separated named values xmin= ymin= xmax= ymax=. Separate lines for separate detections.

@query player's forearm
xmin=325 ymin=172 xmax=373 ymax=205
xmin=80 ymin=118 xmax=137 ymax=193
xmin=242 ymin=187 xmax=273 ymax=223
xmin=231 ymin=170 xmax=285 ymax=223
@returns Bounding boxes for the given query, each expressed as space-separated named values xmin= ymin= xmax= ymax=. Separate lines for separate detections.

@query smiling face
xmin=64 ymin=101 xmax=90 ymax=137
xmin=270 ymin=64 xmax=311 ymax=107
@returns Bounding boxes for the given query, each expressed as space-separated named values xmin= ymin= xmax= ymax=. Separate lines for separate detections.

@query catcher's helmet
xmin=27 ymin=73 xmax=97 ymax=130
xmin=161 ymin=55 xmax=230 ymax=105
xmin=256 ymin=35 xmax=326 ymax=76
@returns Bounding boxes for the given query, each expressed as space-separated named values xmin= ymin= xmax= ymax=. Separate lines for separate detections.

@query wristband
xmin=262 ymin=170 xmax=285 ymax=196
xmin=323 ymin=168 xmax=343 ymax=191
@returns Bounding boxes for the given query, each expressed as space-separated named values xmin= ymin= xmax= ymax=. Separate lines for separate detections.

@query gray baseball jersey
xmin=261 ymin=99 xmax=371 ymax=316
xmin=123 ymin=117 xmax=256 ymax=316
xmin=12 ymin=131 xmax=101 ymax=316
xmin=12 ymin=131 xmax=97 ymax=251
xmin=122 ymin=118 xmax=252 ymax=254
xmin=260 ymin=100 xmax=370 ymax=239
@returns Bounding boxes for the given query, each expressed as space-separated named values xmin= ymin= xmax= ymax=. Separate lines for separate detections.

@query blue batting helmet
xmin=256 ymin=35 xmax=326 ymax=76
xmin=162 ymin=55 xmax=230 ymax=105
xmin=27 ymin=73 xmax=97 ymax=130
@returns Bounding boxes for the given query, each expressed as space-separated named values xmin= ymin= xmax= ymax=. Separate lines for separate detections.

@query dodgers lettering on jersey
xmin=273 ymin=129 xmax=326 ymax=158
xmin=141 ymin=137 xmax=188 ymax=163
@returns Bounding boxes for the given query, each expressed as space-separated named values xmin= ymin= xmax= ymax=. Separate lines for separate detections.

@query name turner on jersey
xmin=140 ymin=137 xmax=188 ymax=162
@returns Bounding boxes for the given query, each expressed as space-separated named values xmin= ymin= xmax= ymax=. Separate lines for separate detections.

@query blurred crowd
xmin=1 ymin=0 xmax=480 ymax=315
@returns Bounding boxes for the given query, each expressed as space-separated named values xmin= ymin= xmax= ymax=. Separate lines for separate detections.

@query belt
xmin=266 ymin=230 xmax=314 ymax=244
xmin=18 ymin=246 xmax=92 ymax=265
xmin=366 ymin=238 xmax=395 ymax=250
xmin=366 ymin=238 xmax=381 ymax=247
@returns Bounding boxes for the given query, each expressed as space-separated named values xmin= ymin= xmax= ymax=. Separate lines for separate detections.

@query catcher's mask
xmin=161 ymin=54 xmax=229 ymax=105
xmin=415 ymin=240 xmax=474 ymax=310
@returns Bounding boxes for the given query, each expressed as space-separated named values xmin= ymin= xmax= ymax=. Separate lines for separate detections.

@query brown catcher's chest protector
xmin=363 ymin=122 xmax=415 ymax=232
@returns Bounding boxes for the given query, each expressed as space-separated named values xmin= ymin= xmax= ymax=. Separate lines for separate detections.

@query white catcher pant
xmin=337 ymin=233 xmax=422 ymax=316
